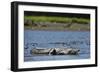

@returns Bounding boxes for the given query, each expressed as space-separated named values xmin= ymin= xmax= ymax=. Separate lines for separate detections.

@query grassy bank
xmin=24 ymin=16 xmax=90 ymax=31
xmin=24 ymin=16 xmax=90 ymax=24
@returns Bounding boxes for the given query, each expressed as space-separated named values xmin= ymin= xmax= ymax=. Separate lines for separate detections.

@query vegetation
xmin=24 ymin=16 xmax=90 ymax=24
xmin=24 ymin=16 xmax=90 ymax=31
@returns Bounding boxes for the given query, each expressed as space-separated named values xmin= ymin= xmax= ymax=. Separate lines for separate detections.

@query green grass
xmin=24 ymin=16 xmax=90 ymax=24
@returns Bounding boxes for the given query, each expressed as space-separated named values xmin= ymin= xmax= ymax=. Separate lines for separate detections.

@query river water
xmin=24 ymin=30 xmax=90 ymax=62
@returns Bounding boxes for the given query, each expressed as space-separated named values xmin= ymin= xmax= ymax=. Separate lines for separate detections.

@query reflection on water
xmin=24 ymin=30 xmax=90 ymax=62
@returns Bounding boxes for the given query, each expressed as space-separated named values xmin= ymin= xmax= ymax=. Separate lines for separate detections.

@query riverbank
xmin=24 ymin=23 xmax=90 ymax=31
xmin=24 ymin=16 xmax=90 ymax=31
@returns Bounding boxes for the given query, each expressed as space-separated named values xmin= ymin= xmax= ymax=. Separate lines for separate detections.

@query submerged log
xmin=30 ymin=48 xmax=80 ymax=55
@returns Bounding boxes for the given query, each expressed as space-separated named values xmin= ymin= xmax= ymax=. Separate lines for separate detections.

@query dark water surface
xmin=24 ymin=30 xmax=90 ymax=62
